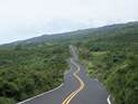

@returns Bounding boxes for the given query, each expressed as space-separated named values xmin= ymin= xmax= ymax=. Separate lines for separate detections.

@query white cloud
xmin=0 ymin=0 xmax=138 ymax=44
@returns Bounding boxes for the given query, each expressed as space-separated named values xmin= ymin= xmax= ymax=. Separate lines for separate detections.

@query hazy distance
xmin=0 ymin=0 xmax=138 ymax=44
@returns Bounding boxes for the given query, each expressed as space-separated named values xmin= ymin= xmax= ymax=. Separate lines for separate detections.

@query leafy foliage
xmin=0 ymin=43 xmax=69 ymax=103
xmin=77 ymin=22 xmax=138 ymax=104
xmin=0 ymin=21 xmax=137 ymax=104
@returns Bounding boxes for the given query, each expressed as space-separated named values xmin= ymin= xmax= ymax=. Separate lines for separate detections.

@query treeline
xmin=0 ymin=43 xmax=69 ymax=104
xmin=77 ymin=24 xmax=138 ymax=104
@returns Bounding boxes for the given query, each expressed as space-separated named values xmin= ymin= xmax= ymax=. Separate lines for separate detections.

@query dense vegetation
xmin=0 ymin=43 xmax=69 ymax=103
xmin=0 ymin=22 xmax=137 ymax=104
xmin=77 ymin=22 xmax=138 ymax=104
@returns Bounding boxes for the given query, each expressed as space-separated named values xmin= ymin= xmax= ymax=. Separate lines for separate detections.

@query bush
xmin=0 ymin=97 xmax=15 ymax=104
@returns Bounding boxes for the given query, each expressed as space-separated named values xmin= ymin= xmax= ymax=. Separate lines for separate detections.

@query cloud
xmin=0 ymin=0 xmax=138 ymax=44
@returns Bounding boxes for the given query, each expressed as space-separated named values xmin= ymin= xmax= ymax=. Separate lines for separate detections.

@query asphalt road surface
xmin=17 ymin=46 xmax=108 ymax=104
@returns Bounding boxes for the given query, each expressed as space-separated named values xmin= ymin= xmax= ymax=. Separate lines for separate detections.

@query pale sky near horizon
xmin=0 ymin=0 xmax=138 ymax=44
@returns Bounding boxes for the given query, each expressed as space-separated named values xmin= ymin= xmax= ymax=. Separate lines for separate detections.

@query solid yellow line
xmin=62 ymin=61 xmax=85 ymax=104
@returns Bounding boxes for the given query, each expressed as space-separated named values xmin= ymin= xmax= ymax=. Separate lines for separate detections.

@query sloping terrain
xmin=77 ymin=22 xmax=138 ymax=104
xmin=0 ymin=44 xmax=69 ymax=103
xmin=0 ymin=21 xmax=137 ymax=104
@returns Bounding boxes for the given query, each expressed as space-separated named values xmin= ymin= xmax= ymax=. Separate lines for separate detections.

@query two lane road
xmin=17 ymin=47 xmax=108 ymax=104
xmin=62 ymin=59 xmax=85 ymax=104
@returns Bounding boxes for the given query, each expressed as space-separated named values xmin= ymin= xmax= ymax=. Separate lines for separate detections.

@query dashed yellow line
xmin=62 ymin=60 xmax=85 ymax=104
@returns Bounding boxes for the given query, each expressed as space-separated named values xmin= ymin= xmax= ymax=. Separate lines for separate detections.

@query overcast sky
xmin=0 ymin=0 xmax=138 ymax=44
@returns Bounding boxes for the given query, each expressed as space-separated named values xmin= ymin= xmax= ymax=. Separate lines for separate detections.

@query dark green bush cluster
xmin=0 ymin=44 xmax=69 ymax=103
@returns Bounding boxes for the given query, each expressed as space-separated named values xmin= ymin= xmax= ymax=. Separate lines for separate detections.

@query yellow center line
xmin=62 ymin=61 xmax=85 ymax=104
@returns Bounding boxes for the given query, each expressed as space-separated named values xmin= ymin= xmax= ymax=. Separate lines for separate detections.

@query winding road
xmin=17 ymin=46 xmax=109 ymax=104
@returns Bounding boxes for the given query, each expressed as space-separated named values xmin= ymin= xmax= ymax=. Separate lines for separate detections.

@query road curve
xmin=62 ymin=59 xmax=85 ymax=104
xmin=17 ymin=46 xmax=109 ymax=104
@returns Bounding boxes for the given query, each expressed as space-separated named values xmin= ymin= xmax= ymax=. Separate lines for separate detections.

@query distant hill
xmin=2 ymin=21 xmax=138 ymax=47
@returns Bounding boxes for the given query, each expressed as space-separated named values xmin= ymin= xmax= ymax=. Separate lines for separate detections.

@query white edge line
xmin=17 ymin=60 xmax=73 ymax=104
xmin=94 ymin=79 xmax=112 ymax=104
xmin=17 ymin=83 xmax=64 ymax=104
xmin=17 ymin=84 xmax=63 ymax=104
xmin=107 ymin=95 xmax=111 ymax=104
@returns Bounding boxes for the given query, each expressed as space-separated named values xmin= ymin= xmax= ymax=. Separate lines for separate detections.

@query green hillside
xmin=0 ymin=22 xmax=137 ymax=104
xmin=76 ymin=22 xmax=138 ymax=104
xmin=0 ymin=43 xmax=69 ymax=103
